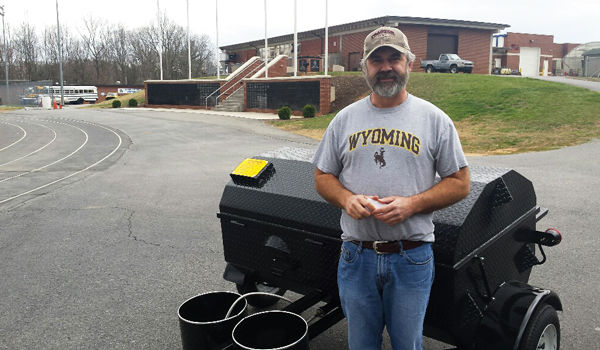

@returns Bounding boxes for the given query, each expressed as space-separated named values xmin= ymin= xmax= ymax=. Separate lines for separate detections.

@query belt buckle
xmin=372 ymin=240 xmax=389 ymax=254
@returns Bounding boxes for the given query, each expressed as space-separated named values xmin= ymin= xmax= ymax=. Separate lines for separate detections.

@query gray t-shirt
xmin=312 ymin=94 xmax=468 ymax=242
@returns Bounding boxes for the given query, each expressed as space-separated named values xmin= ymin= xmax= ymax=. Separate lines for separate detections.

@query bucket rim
xmin=178 ymin=290 xmax=248 ymax=325
xmin=232 ymin=310 xmax=308 ymax=350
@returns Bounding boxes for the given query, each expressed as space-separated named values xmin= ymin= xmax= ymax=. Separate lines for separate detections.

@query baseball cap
xmin=363 ymin=27 xmax=412 ymax=60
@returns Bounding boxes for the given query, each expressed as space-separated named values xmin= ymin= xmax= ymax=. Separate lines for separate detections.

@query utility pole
xmin=55 ymin=1 xmax=64 ymax=106
xmin=294 ymin=0 xmax=297 ymax=77
xmin=0 ymin=5 xmax=9 ymax=105
xmin=324 ymin=0 xmax=329 ymax=76
xmin=264 ymin=0 xmax=268 ymax=78
xmin=187 ymin=0 xmax=191 ymax=79
xmin=157 ymin=0 xmax=163 ymax=80
xmin=215 ymin=0 xmax=219 ymax=79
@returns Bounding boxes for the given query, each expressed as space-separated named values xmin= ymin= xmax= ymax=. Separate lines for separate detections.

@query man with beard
xmin=311 ymin=27 xmax=470 ymax=350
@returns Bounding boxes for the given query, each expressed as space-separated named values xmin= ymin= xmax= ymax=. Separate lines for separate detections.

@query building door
xmin=348 ymin=52 xmax=362 ymax=71
xmin=426 ymin=34 xmax=458 ymax=60
xmin=519 ymin=47 xmax=541 ymax=77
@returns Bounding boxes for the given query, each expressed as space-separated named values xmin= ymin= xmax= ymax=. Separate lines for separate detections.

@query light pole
xmin=293 ymin=0 xmax=297 ymax=77
xmin=55 ymin=0 xmax=64 ymax=106
xmin=324 ymin=0 xmax=329 ymax=76
xmin=264 ymin=0 xmax=268 ymax=78
xmin=157 ymin=0 xmax=163 ymax=80
xmin=0 ymin=5 xmax=9 ymax=105
xmin=215 ymin=0 xmax=219 ymax=79
xmin=187 ymin=0 xmax=191 ymax=79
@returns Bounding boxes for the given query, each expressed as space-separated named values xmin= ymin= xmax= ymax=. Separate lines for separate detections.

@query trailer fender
xmin=472 ymin=280 xmax=562 ymax=350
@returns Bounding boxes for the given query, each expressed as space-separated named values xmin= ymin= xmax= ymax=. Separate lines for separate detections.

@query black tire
xmin=77 ymin=98 xmax=85 ymax=104
xmin=450 ymin=65 xmax=458 ymax=74
xmin=425 ymin=66 xmax=434 ymax=73
xmin=236 ymin=280 xmax=287 ymax=308
xmin=465 ymin=69 xmax=472 ymax=74
xmin=518 ymin=304 xmax=560 ymax=350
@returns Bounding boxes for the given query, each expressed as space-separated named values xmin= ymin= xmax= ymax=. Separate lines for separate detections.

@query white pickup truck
xmin=420 ymin=54 xmax=474 ymax=74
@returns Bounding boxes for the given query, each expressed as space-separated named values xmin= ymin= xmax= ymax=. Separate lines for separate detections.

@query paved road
xmin=0 ymin=107 xmax=598 ymax=349
xmin=531 ymin=75 xmax=600 ymax=93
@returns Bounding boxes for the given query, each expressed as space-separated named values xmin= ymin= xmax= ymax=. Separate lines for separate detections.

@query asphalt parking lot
xmin=1 ymin=106 xmax=599 ymax=349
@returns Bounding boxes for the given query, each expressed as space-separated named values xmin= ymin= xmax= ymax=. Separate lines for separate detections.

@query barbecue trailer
xmin=218 ymin=150 xmax=562 ymax=350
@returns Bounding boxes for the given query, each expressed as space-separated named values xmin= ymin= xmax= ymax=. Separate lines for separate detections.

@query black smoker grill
xmin=218 ymin=149 xmax=562 ymax=350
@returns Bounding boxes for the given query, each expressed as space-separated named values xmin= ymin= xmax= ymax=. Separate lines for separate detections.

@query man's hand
xmin=315 ymin=166 xmax=470 ymax=225
xmin=343 ymin=195 xmax=373 ymax=220
xmin=369 ymin=196 xmax=415 ymax=226
xmin=371 ymin=167 xmax=470 ymax=226
xmin=315 ymin=168 xmax=373 ymax=221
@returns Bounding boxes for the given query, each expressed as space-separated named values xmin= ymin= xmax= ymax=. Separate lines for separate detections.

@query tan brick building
xmin=220 ymin=16 xmax=509 ymax=75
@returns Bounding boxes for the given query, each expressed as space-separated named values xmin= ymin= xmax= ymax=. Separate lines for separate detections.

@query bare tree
xmin=130 ymin=24 xmax=160 ymax=82
xmin=80 ymin=16 xmax=109 ymax=83
xmin=161 ymin=16 xmax=187 ymax=80
xmin=39 ymin=25 xmax=60 ymax=82
xmin=62 ymin=27 xmax=89 ymax=85
xmin=13 ymin=21 xmax=38 ymax=81
xmin=1 ymin=13 xmax=217 ymax=86
xmin=191 ymin=34 xmax=215 ymax=77
xmin=107 ymin=23 xmax=132 ymax=84
xmin=0 ymin=23 xmax=13 ymax=82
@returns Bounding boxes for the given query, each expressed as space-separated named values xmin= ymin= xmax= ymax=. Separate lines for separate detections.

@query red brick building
xmin=220 ymin=16 xmax=509 ymax=75
xmin=492 ymin=33 xmax=580 ymax=76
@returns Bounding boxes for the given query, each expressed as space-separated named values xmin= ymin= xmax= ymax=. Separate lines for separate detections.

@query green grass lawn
xmin=86 ymin=90 xmax=146 ymax=109
xmin=0 ymin=106 xmax=23 ymax=113
xmin=0 ymin=106 xmax=23 ymax=112
xmin=272 ymin=73 xmax=600 ymax=155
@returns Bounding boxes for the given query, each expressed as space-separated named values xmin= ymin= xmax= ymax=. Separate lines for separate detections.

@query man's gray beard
xmin=366 ymin=70 xmax=409 ymax=98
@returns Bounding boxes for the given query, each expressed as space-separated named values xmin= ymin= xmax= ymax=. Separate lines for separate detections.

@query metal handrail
xmin=205 ymin=60 xmax=266 ymax=109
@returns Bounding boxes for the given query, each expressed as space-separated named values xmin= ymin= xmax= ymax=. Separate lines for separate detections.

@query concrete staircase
xmin=212 ymin=88 xmax=245 ymax=112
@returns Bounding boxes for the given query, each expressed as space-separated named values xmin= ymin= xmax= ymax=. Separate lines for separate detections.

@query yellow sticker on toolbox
xmin=231 ymin=158 xmax=269 ymax=178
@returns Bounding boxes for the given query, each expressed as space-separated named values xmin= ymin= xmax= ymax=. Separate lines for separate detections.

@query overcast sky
xmin=3 ymin=0 xmax=598 ymax=48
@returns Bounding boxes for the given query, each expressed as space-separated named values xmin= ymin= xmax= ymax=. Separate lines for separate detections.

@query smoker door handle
xmin=230 ymin=220 xmax=247 ymax=227
xmin=535 ymin=207 xmax=549 ymax=222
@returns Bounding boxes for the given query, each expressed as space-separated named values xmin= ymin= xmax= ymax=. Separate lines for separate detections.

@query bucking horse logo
xmin=374 ymin=147 xmax=386 ymax=168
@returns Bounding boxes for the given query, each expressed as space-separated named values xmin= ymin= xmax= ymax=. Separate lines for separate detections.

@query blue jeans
xmin=337 ymin=241 xmax=434 ymax=350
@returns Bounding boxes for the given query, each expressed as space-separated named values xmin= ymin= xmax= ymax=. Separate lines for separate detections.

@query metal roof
xmin=220 ymin=15 xmax=510 ymax=51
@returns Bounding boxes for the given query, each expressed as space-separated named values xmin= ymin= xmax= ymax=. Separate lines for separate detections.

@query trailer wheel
xmin=236 ymin=281 xmax=287 ymax=308
xmin=519 ymin=304 xmax=560 ymax=350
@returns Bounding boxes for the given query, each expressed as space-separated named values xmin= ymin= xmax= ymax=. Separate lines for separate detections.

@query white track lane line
xmin=0 ymin=122 xmax=27 ymax=152
xmin=0 ymin=121 xmax=58 ymax=168
xmin=0 ymin=120 xmax=122 ymax=205
xmin=0 ymin=121 xmax=88 ymax=184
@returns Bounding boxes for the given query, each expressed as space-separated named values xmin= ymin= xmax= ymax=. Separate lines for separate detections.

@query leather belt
xmin=351 ymin=240 xmax=424 ymax=254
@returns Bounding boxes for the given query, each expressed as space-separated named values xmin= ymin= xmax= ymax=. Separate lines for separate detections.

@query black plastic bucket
xmin=232 ymin=310 xmax=309 ymax=350
xmin=178 ymin=291 xmax=248 ymax=350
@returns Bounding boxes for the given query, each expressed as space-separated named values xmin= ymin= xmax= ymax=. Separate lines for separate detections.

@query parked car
xmin=420 ymin=54 xmax=474 ymax=73
xmin=105 ymin=92 xmax=119 ymax=100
